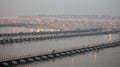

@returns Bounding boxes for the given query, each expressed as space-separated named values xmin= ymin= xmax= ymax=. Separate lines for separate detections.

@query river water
xmin=16 ymin=46 xmax=120 ymax=67
xmin=0 ymin=27 xmax=120 ymax=67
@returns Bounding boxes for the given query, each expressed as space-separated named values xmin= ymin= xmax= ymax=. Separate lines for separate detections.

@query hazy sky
xmin=0 ymin=0 xmax=120 ymax=16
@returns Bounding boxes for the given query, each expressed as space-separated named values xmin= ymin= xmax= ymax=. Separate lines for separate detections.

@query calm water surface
xmin=16 ymin=46 xmax=120 ymax=67
xmin=0 ymin=27 xmax=120 ymax=67
xmin=0 ymin=34 xmax=119 ymax=59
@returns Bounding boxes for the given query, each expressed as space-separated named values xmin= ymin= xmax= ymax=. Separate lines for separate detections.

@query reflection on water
xmin=93 ymin=52 xmax=97 ymax=61
xmin=29 ymin=28 xmax=34 ymax=32
xmin=71 ymin=57 xmax=74 ymax=67
xmin=36 ymin=28 xmax=41 ymax=32
xmin=105 ymin=34 xmax=112 ymax=41
xmin=0 ymin=27 xmax=59 ymax=33
xmin=30 ymin=28 xmax=58 ymax=32
xmin=12 ymin=27 xmax=16 ymax=33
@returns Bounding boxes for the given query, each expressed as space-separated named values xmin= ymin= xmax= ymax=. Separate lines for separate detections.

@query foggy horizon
xmin=0 ymin=0 xmax=120 ymax=67
xmin=0 ymin=0 xmax=120 ymax=17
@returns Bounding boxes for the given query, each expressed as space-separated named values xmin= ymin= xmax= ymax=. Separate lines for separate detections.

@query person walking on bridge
xmin=52 ymin=49 xmax=55 ymax=54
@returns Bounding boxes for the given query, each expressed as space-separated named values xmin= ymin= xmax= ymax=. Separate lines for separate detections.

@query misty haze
xmin=0 ymin=0 xmax=120 ymax=67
